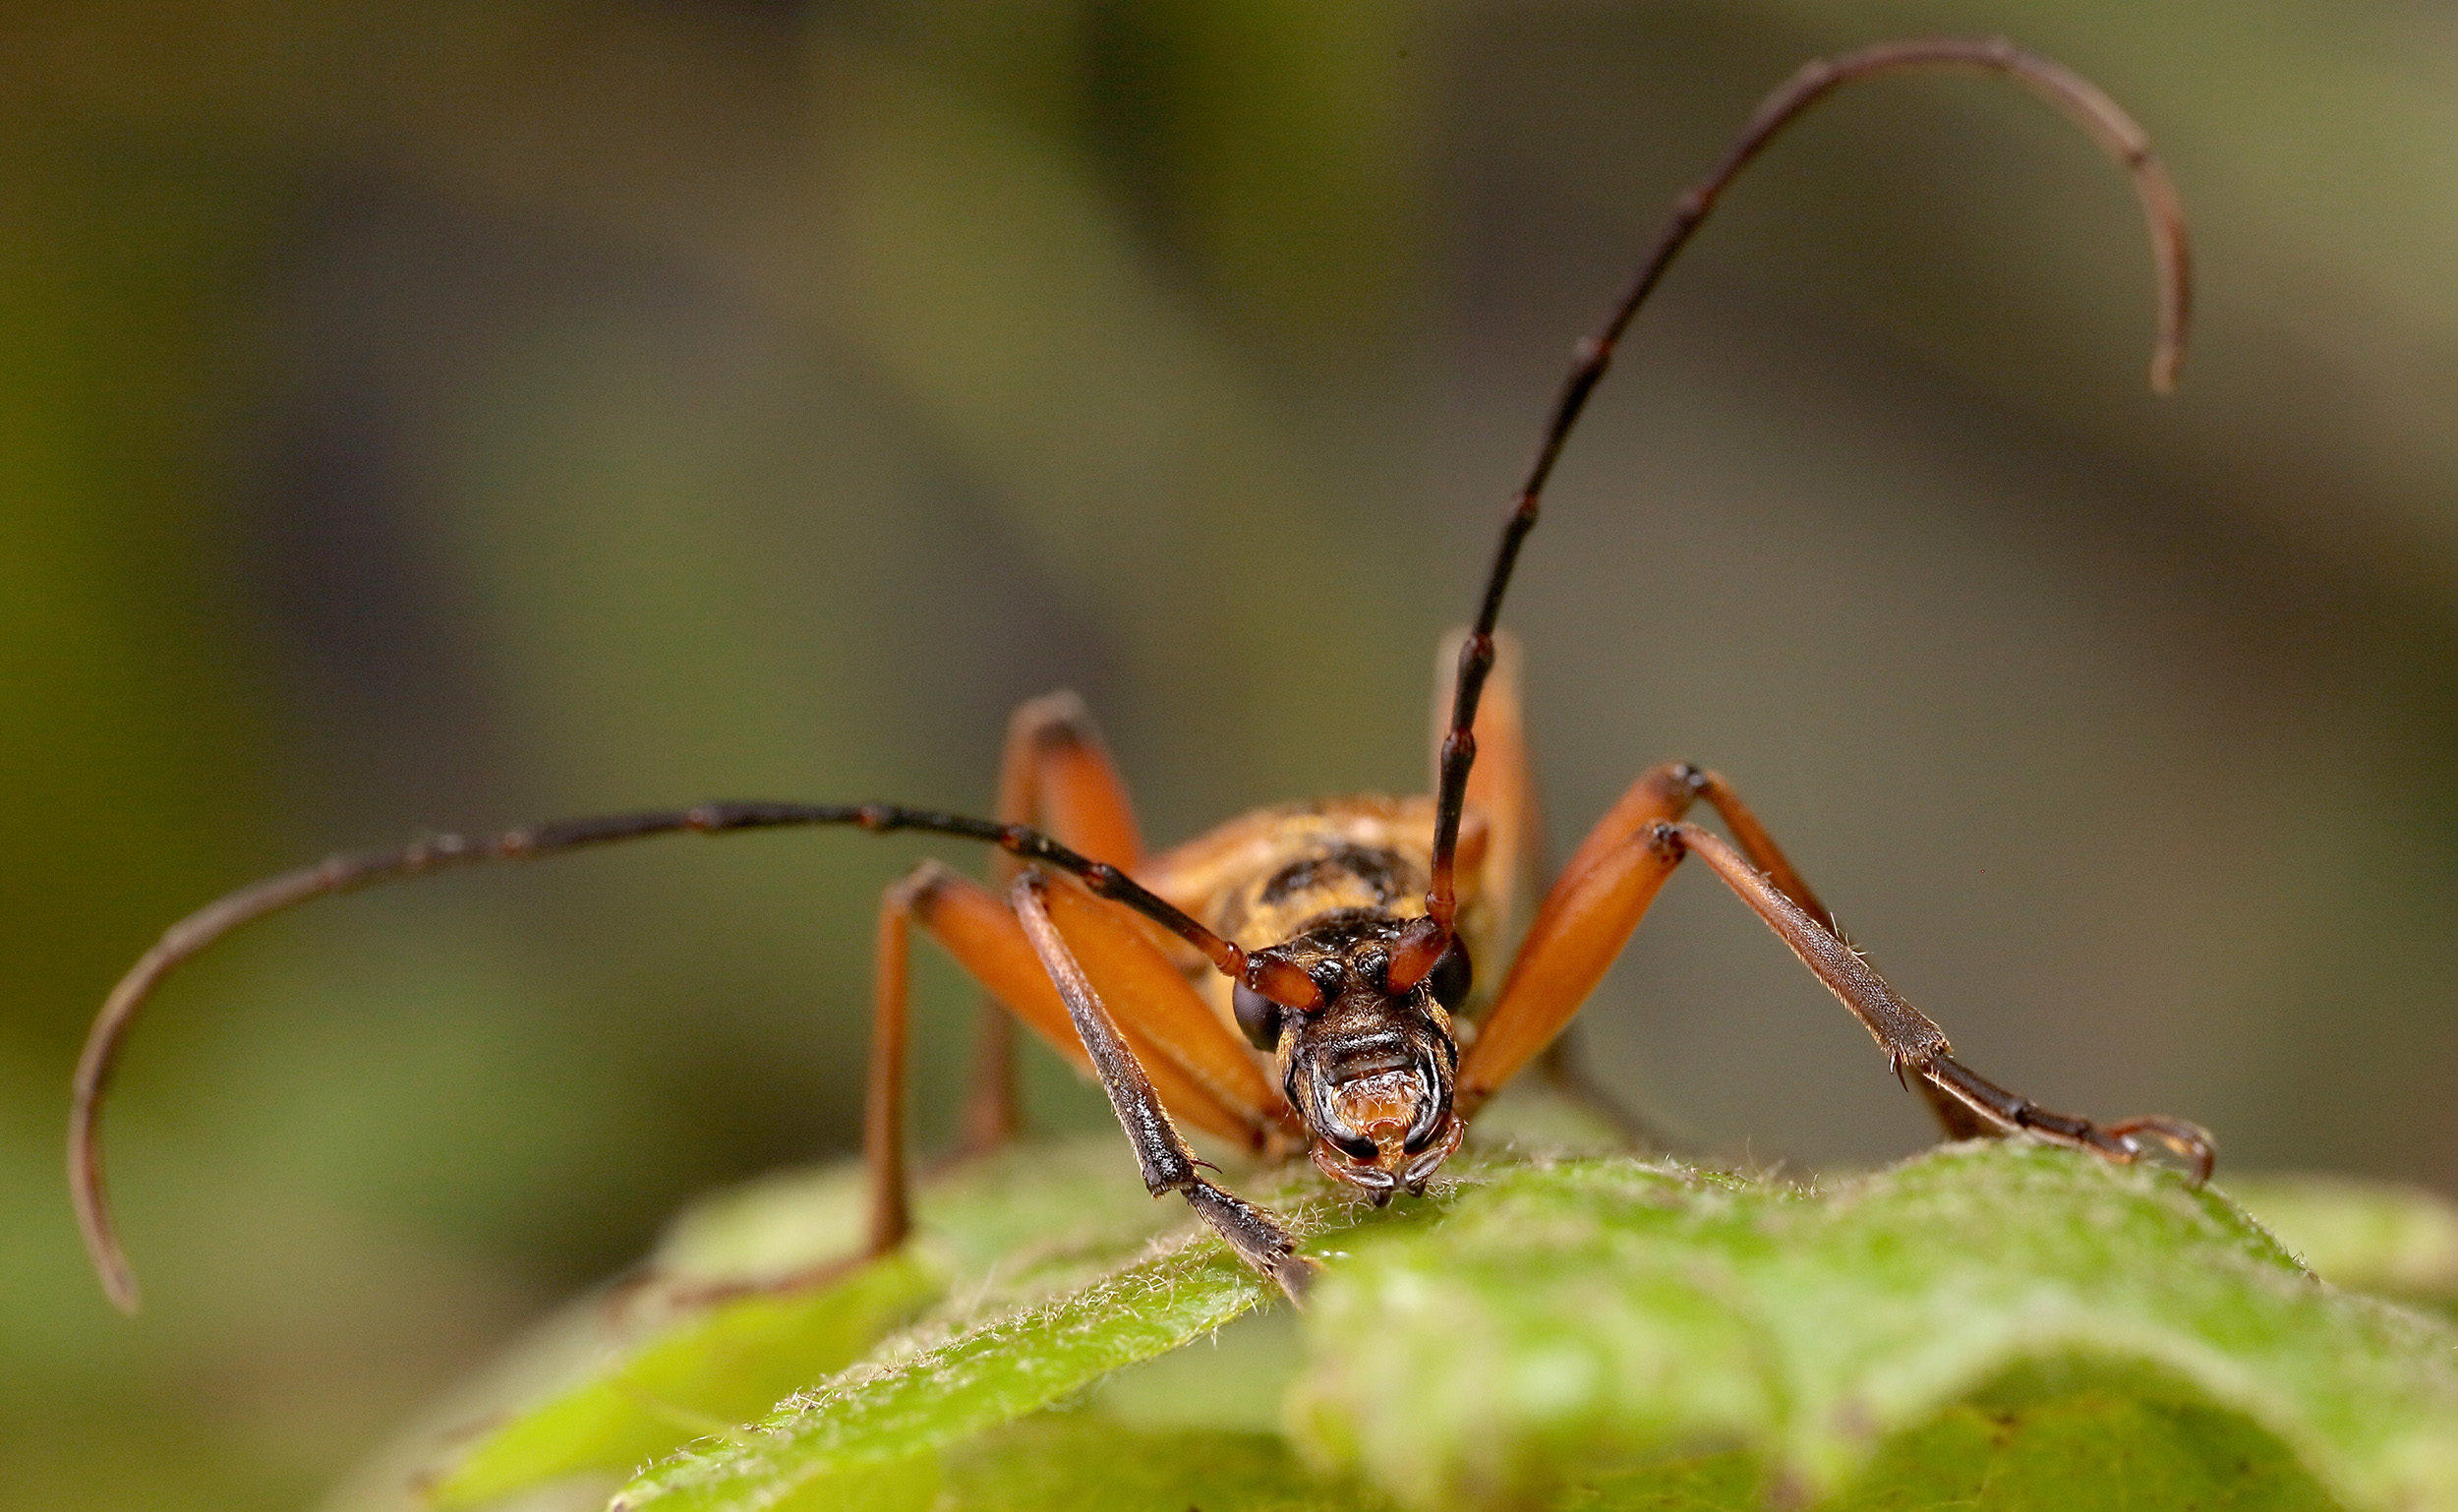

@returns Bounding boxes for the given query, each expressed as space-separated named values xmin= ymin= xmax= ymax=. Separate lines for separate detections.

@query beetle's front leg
xmin=1655 ymin=822 xmax=2215 ymax=1183
xmin=1011 ymin=872 xmax=1316 ymax=1300
xmin=1456 ymin=759 xmax=1823 ymax=1111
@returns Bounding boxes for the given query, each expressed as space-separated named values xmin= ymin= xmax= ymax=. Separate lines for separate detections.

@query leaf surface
xmin=350 ymin=1131 xmax=2458 ymax=1512
xmin=415 ymin=1140 xmax=1178 ymax=1507
xmin=1289 ymin=1145 xmax=2458 ymax=1510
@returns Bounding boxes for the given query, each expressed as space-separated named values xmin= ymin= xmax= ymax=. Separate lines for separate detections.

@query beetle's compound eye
xmin=1232 ymin=982 xmax=1282 ymax=1050
xmin=1428 ymin=937 xmax=1473 ymax=1013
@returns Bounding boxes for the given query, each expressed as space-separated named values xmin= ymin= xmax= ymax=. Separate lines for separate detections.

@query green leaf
xmin=361 ymin=1130 xmax=2458 ymax=1512
xmin=1288 ymin=1144 xmax=2458 ymax=1510
xmin=609 ymin=1175 xmax=1337 ymax=1511
xmin=428 ymin=1250 xmax=941 ymax=1507
xmin=2228 ymin=1173 xmax=2458 ymax=1314
xmin=935 ymin=1414 xmax=1374 ymax=1512
xmin=417 ymin=1140 xmax=1186 ymax=1508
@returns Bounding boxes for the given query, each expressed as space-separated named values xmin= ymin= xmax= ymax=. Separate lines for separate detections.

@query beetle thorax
xmin=1144 ymin=796 xmax=1489 ymax=957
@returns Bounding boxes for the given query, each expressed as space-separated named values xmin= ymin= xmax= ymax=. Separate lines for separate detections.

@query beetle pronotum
xmin=73 ymin=36 xmax=2212 ymax=1308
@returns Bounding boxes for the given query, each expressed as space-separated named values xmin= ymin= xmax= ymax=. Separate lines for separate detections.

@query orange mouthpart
xmin=1332 ymin=1072 xmax=1422 ymax=1165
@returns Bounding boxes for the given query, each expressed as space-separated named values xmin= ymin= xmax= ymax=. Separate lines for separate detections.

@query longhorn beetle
xmin=73 ymin=37 xmax=2213 ymax=1308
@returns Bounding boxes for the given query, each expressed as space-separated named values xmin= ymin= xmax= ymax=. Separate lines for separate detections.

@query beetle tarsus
xmin=1183 ymin=1182 xmax=1314 ymax=1302
xmin=1920 ymin=1053 xmax=2216 ymax=1187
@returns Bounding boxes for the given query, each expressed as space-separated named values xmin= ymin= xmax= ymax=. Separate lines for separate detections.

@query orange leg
xmin=1653 ymin=823 xmax=2213 ymax=1181
xmin=865 ymin=865 xmax=1258 ymax=1253
xmin=965 ymin=691 xmax=1148 ymax=1152
xmin=1452 ymin=784 xmax=2212 ymax=1180
xmin=665 ymin=855 xmax=1265 ymax=1303
xmin=864 ymin=859 xmax=1266 ymax=1257
xmin=994 ymin=690 xmax=1145 ymax=871
xmin=1457 ymin=761 xmax=1823 ymax=1109
xmin=1012 ymin=872 xmax=1314 ymax=1298
xmin=1033 ymin=873 xmax=1292 ymax=1135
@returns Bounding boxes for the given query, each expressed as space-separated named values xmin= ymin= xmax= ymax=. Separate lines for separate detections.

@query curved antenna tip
xmin=2150 ymin=348 xmax=2183 ymax=396
xmin=74 ymin=1197 xmax=145 ymax=1315
xmin=70 ymin=1121 xmax=144 ymax=1314
xmin=102 ymin=1268 xmax=143 ymax=1317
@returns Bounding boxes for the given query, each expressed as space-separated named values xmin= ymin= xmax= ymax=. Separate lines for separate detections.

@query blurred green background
xmin=5 ymin=2 xmax=2456 ymax=1507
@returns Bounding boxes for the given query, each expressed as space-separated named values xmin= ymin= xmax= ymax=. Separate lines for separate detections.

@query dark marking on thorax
xmin=1258 ymin=843 xmax=1413 ymax=909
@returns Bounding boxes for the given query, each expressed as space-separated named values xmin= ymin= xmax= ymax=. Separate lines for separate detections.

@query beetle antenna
xmin=1416 ymin=35 xmax=2193 ymax=960
xmin=69 ymin=798 xmax=1301 ymax=1312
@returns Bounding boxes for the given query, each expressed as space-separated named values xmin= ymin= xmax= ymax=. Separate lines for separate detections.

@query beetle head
xmin=1236 ymin=911 xmax=1469 ymax=1200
